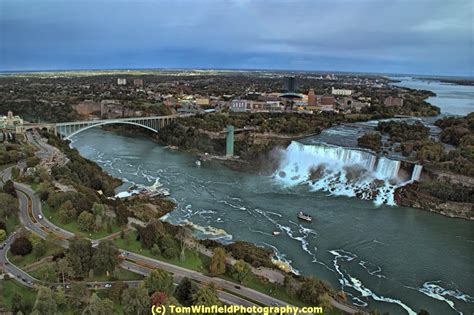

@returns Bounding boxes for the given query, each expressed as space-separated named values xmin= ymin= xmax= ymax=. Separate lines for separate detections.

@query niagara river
xmin=70 ymin=127 xmax=473 ymax=315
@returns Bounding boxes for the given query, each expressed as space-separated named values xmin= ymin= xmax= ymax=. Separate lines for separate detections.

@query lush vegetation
xmin=357 ymin=133 xmax=382 ymax=151
xmin=418 ymin=181 xmax=474 ymax=203
xmin=0 ymin=143 xmax=36 ymax=166
xmin=433 ymin=113 xmax=474 ymax=176
xmin=377 ymin=121 xmax=429 ymax=142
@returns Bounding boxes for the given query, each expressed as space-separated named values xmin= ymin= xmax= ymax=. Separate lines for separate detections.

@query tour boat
xmin=297 ymin=211 xmax=312 ymax=222
xmin=272 ymin=231 xmax=281 ymax=236
xmin=195 ymin=160 xmax=202 ymax=167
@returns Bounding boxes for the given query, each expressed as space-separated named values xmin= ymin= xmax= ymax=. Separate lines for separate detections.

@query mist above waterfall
xmin=274 ymin=141 xmax=421 ymax=205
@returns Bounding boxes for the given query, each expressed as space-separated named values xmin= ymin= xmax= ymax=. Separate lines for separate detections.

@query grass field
xmin=0 ymin=279 xmax=37 ymax=311
xmin=8 ymin=241 xmax=64 ymax=268
xmin=4 ymin=214 xmax=20 ymax=235
xmin=113 ymin=230 xmax=210 ymax=273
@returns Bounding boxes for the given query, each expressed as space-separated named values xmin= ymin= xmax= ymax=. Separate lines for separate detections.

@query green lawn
xmin=0 ymin=279 xmax=37 ymax=311
xmin=7 ymin=242 xmax=64 ymax=268
xmin=0 ymin=163 xmax=14 ymax=173
xmin=42 ymin=203 xmax=124 ymax=240
xmin=113 ymin=231 xmax=343 ymax=313
xmin=84 ymin=268 xmax=144 ymax=282
xmin=113 ymin=230 xmax=210 ymax=273
xmin=29 ymin=265 xmax=143 ymax=283
xmin=4 ymin=214 xmax=20 ymax=235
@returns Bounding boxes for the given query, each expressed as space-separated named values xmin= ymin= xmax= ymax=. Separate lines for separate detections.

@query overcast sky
xmin=0 ymin=0 xmax=472 ymax=76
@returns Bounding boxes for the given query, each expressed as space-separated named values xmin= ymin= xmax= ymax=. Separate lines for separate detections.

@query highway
xmin=0 ymin=166 xmax=263 ymax=308
xmin=0 ymin=132 xmax=362 ymax=314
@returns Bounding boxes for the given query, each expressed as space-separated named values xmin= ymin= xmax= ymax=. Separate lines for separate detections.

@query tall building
xmin=117 ymin=78 xmax=127 ymax=85
xmin=307 ymin=89 xmax=317 ymax=106
xmin=283 ymin=76 xmax=297 ymax=93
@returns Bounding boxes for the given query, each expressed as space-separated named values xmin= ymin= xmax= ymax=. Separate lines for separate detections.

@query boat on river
xmin=297 ymin=211 xmax=312 ymax=222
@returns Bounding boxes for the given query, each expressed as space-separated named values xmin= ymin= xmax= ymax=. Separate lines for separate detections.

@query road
xmin=0 ymin=134 xmax=363 ymax=314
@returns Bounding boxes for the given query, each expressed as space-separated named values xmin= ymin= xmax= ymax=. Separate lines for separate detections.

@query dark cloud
xmin=0 ymin=0 xmax=472 ymax=75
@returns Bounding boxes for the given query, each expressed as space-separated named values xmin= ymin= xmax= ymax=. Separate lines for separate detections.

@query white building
xmin=331 ymin=87 xmax=352 ymax=96
xmin=0 ymin=111 xmax=24 ymax=133
xmin=117 ymin=78 xmax=127 ymax=85
xmin=230 ymin=100 xmax=248 ymax=112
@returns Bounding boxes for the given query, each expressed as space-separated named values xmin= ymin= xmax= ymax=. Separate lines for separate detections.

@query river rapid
xmin=70 ymin=78 xmax=474 ymax=315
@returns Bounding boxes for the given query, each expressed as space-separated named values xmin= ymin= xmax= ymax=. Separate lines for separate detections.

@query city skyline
xmin=1 ymin=0 xmax=473 ymax=76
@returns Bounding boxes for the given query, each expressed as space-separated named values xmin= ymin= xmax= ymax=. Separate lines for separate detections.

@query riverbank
xmin=24 ymin=131 xmax=355 ymax=313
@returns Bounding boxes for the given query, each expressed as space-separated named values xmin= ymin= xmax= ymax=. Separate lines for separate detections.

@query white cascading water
xmin=411 ymin=164 xmax=423 ymax=182
xmin=275 ymin=141 xmax=419 ymax=206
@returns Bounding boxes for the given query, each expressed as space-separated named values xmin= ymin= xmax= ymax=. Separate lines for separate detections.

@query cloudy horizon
xmin=0 ymin=0 xmax=473 ymax=76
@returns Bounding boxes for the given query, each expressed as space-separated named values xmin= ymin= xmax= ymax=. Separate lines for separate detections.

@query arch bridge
xmin=54 ymin=115 xmax=181 ymax=139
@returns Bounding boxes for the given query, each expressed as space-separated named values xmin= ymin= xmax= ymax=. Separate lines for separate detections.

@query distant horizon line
xmin=0 ymin=66 xmax=473 ymax=80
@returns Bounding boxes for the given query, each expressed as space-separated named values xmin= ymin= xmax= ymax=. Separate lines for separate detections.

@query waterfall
xmin=411 ymin=165 xmax=423 ymax=182
xmin=275 ymin=141 xmax=411 ymax=206
xmin=374 ymin=157 xmax=401 ymax=179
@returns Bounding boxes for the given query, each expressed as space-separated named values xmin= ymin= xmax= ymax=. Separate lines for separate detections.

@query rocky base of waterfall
xmin=395 ymin=183 xmax=474 ymax=220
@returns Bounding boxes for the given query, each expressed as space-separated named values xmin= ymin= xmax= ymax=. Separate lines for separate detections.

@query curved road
xmin=0 ymin=135 xmax=362 ymax=314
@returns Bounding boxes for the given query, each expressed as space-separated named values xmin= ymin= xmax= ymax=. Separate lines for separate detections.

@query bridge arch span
xmin=58 ymin=120 xmax=159 ymax=140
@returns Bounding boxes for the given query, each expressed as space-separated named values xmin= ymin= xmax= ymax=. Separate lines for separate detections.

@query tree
xmin=78 ymin=211 xmax=95 ymax=232
xmin=160 ymin=234 xmax=179 ymax=259
xmin=36 ymin=263 xmax=57 ymax=283
xmin=175 ymin=277 xmax=198 ymax=306
xmin=69 ymin=282 xmax=90 ymax=309
xmin=66 ymin=238 xmax=93 ymax=277
xmin=0 ymin=229 xmax=6 ymax=242
xmin=58 ymin=207 xmax=77 ymax=224
xmin=230 ymin=260 xmax=252 ymax=284
xmin=417 ymin=310 xmax=431 ymax=315
xmin=0 ymin=192 xmax=18 ymax=219
xmin=2 ymin=180 xmax=17 ymax=197
xmin=283 ymin=275 xmax=301 ymax=298
xmin=151 ymin=291 xmax=168 ymax=306
xmin=209 ymin=247 xmax=226 ymax=276
xmin=87 ymin=293 xmax=115 ymax=315
xmin=300 ymin=277 xmax=331 ymax=304
xmin=92 ymin=202 xmax=107 ymax=216
xmin=150 ymin=244 xmax=161 ymax=256
xmin=175 ymin=226 xmax=192 ymax=261
xmin=33 ymin=287 xmax=57 ymax=315
xmin=110 ymin=281 xmax=129 ymax=303
xmin=162 ymin=297 xmax=182 ymax=315
xmin=10 ymin=236 xmax=32 ymax=256
xmin=92 ymin=240 xmax=119 ymax=275
xmin=11 ymin=292 xmax=23 ymax=314
xmin=55 ymin=288 xmax=67 ymax=309
xmin=358 ymin=133 xmax=382 ymax=151
xmin=32 ymin=240 xmax=46 ymax=258
xmin=121 ymin=283 xmax=150 ymax=315
xmin=193 ymin=286 xmax=221 ymax=307
xmin=56 ymin=258 xmax=74 ymax=287
xmin=137 ymin=222 xmax=159 ymax=249
xmin=144 ymin=269 xmax=174 ymax=295
xmin=318 ymin=293 xmax=333 ymax=311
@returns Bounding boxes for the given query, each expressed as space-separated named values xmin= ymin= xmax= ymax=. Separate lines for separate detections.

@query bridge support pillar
xmin=226 ymin=125 xmax=234 ymax=157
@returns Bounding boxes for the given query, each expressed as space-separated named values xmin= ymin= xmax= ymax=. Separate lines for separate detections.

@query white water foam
xmin=413 ymin=281 xmax=474 ymax=314
xmin=329 ymin=249 xmax=417 ymax=315
xmin=275 ymin=141 xmax=421 ymax=205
